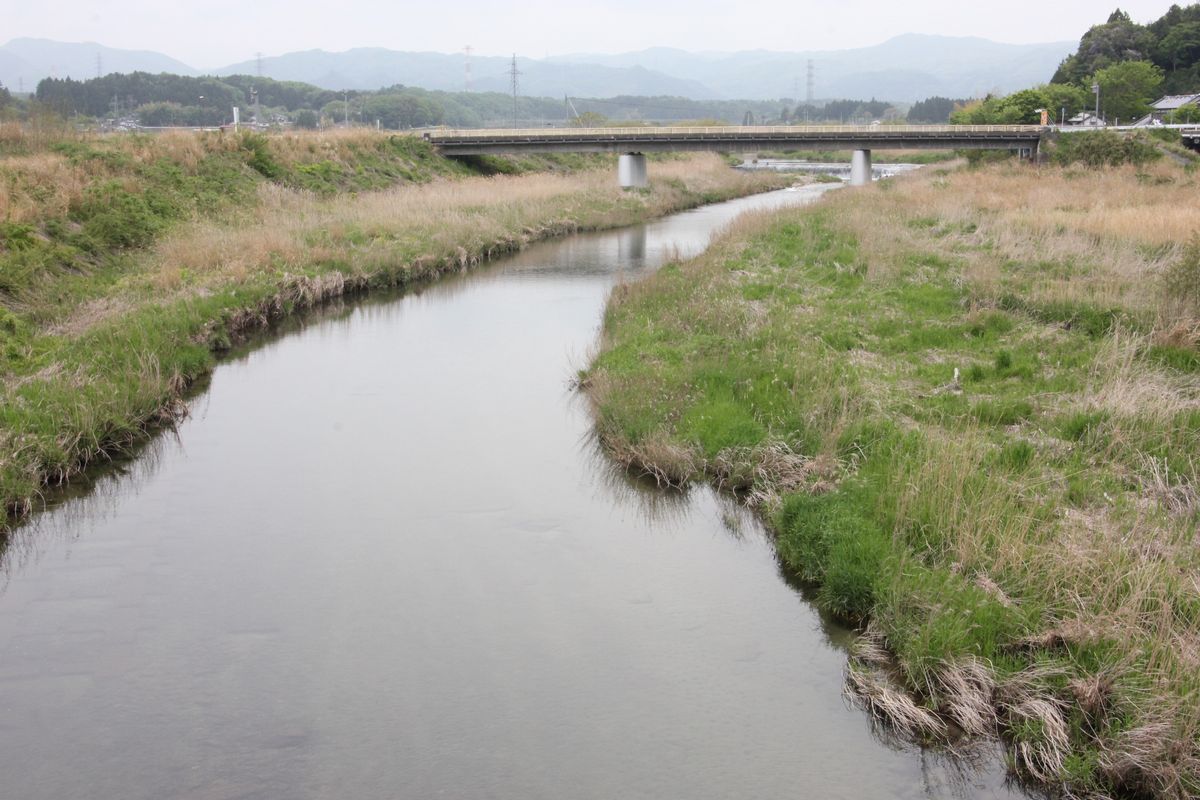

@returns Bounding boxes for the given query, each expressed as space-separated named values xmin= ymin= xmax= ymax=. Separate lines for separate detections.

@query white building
xmin=1134 ymin=93 xmax=1200 ymax=125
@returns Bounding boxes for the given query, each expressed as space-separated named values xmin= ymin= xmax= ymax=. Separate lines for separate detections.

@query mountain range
xmin=0 ymin=35 xmax=1074 ymax=102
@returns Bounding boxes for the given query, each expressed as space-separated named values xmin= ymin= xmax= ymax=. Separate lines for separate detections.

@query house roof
xmin=1151 ymin=93 xmax=1200 ymax=110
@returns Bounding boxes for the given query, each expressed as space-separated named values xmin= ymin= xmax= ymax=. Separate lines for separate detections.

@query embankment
xmin=584 ymin=159 xmax=1199 ymax=798
xmin=0 ymin=125 xmax=788 ymax=529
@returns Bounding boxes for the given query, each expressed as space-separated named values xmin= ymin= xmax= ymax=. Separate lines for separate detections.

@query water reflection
xmin=0 ymin=184 xmax=1029 ymax=800
xmin=617 ymin=225 xmax=647 ymax=263
xmin=1 ymin=423 xmax=177 ymax=592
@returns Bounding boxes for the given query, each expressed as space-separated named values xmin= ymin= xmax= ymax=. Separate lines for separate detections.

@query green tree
xmin=1157 ymin=20 xmax=1200 ymax=69
xmin=1092 ymin=60 xmax=1164 ymax=120
xmin=360 ymin=93 xmax=444 ymax=129
xmin=1053 ymin=8 xmax=1155 ymax=84
xmin=1166 ymin=101 xmax=1199 ymax=122
xmin=136 ymin=102 xmax=184 ymax=126
xmin=293 ymin=109 xmax=319 ymax=129
xmin=1041 ymin=83 xmax=1092 ymax=121
xmin=907 ymin=96 xmax=966 ymax=123
xmin=950 ymin=97 xmax=999 ymax=124
xmin=994 ymin=88 xmax=1049 ymax=123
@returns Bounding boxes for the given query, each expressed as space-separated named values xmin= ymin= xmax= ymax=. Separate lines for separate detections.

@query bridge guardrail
xmin=426 ymin=125 xmax=1047 ymax=140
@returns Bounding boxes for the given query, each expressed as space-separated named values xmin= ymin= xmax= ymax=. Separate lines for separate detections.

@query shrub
xmin=1052 ymin=131 xmax=1161 ymax=167
xmin=237 ymin=132 xmax=281 ymax=178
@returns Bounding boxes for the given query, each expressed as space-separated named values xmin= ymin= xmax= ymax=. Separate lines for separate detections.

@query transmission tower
xmin=464 ymin=45 xmax=473 ymax=92
xmin=805 ymin=59 xmax=815 ymax=122
xmin=509 ymin=54 xmax=521 ymax=127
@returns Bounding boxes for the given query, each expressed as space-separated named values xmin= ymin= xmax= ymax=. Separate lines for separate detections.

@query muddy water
xmin=0 ymin=186 xmax=1027 ymax=799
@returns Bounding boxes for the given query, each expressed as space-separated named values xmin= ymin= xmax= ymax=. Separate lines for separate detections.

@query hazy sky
xmin=6 ymin=0 xmax=1182 ymax=67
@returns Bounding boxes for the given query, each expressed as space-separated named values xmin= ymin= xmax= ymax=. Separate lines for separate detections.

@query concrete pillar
xmin=618 ymin=153 xmax=648 ymax=189
xmin=850 ymin=149 xmax=872 ymax=186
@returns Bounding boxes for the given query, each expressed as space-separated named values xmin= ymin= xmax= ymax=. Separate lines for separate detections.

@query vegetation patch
xmin=584 ymin=159 xmax=1200 ymax=799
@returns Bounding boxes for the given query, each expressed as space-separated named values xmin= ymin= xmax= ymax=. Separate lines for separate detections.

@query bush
xmin=1052 ymin=131 xmax=1161 ymax=167
xmin=237 ymin=132 xmax=281 ymax=178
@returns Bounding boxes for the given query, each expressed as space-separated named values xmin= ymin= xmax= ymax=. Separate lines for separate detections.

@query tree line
xmin=952 ymin=5 xmax=1200 ymax=125
xmin=26 ymin=70 xmax=929 ymax=129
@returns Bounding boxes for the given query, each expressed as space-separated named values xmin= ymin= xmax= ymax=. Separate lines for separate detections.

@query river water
xmin=0 ymin=185 xmax=1027 ymax=799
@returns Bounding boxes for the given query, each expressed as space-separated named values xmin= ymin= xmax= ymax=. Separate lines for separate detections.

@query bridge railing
xmin=426 ymin=124 xmax=1047 ymax=139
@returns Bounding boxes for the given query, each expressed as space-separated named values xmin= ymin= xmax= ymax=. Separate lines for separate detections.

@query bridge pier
xmin=850 ymin=149 xmax=872 ymax=186
xmin=618 ymin=153 xmax=648 ymax=189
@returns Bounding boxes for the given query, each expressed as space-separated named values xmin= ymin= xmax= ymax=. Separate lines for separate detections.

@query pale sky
xmin=5 ymin=0 xmax=1182 ymax=67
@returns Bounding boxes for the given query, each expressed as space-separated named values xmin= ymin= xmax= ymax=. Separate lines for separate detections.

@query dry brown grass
xmin=166 ymin=153 xmax=747 ymax=284
xmin=0 ymin=152 xmax=88 ymax=222
xmin=43 ymin=152 xmax=776 ymax=336
xmin=845 ymin=662 xmax=948 ymax=740
xmin=819 ymin=162 xmax=1197 ymax=325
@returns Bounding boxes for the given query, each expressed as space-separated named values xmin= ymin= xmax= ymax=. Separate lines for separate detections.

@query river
xmin=0 ymin=185 xmax=1028 ymax=799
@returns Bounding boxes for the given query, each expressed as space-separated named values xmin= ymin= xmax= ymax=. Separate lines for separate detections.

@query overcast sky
xmin=5 ymin=1 xmax=1182 ymax=67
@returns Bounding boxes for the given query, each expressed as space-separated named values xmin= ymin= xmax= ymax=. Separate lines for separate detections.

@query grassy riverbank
xmin=0 ymin=126 xmax=788 ymax=530
xmin=584 ymin=161 xmax=1199 ymax=798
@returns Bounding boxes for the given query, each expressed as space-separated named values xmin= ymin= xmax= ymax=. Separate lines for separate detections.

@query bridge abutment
xmin=850 ymin=149 xmax=872 ymax=186
xmin=618 ymin=153 xmax=648 ymax=189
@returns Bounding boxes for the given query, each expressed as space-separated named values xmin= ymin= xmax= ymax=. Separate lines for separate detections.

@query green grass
xmin=585 ymin=164 xmax=1200 ymax=798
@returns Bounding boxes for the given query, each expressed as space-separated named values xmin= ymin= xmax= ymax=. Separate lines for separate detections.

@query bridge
xmin=424 ymin=125 xmax=1046 ymax=187
xmin=1184 ymin=127 xmax=1200 ymax=151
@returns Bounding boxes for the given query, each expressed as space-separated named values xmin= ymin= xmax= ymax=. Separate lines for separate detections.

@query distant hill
xmin=0 ymin=37 xmax=197 ymax=89
xmin=551 ymin=35 xmax=1074 ymax=101
xmin=215 ymin=49 xmax=718 ymax=98
xmin=2 ymin=35 xmax=1072 ymax=102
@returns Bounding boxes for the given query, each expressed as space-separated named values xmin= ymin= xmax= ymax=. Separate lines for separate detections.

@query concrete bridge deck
xmin=424 ymin=125 xmax=1045 ymax=187
xmin=423 ymin=125 xmax=1045 ymax=155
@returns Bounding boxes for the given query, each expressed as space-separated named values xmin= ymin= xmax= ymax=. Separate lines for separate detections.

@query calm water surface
xmin=0 ymin=185 xmax=1028 ymax=799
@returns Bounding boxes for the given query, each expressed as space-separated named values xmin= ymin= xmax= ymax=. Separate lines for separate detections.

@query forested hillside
xmin=1054 ymin=5 xmax=1200 ymax=94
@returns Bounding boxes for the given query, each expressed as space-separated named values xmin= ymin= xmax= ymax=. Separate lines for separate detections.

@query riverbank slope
xmin=584 ymin=160 xmax=1199 ymax=798
xmin=0 ymin=126 xmax=787 ymax=529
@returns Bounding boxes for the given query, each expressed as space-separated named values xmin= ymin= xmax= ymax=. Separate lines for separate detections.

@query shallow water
xmin=0 ymin=185 xmax=1028 ymax=799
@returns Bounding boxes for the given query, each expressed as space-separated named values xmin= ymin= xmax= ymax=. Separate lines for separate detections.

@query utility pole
xmin=1092 ymin=82 xmax=1101 ymax=121
xmin=464 ymin=45 xmax=473 ymax=92
xmin=509 ymin=54 xmax=521 ymax=128
xmin=344 ymin=90 xmax=349 ymax=127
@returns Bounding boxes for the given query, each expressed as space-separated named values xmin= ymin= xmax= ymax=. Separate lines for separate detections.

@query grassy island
xmin=585 ymin=157 xmax=1199 ymax=798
